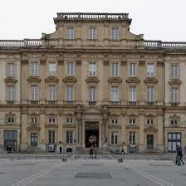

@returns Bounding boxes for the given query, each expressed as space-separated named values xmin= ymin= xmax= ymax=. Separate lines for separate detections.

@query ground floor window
xmin=4 ymin=130 xmax=17 ymax=151
xmin=111 ymin=131 xmax=118 ymax=144
xmin=30 ymin=133 xmax=38 ymax=147
xmin=147 ymin=134 xmax=154 ymax=150
xmin=66 ymin=131 xmax=73 ymax=144
xmin=48 ymin=131 xmax=55 ymax=144
xmin=168 ymin=132 xmax=181 ymax=152
xmin=129 ymin=132 xmax=136 ymax=144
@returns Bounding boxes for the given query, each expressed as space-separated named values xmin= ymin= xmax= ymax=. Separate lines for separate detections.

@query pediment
xmin=63 ymin=76 xmax=77 ymax=83
xmin=144 ymin=126 xmax=158 ymax=132
xmin=85 ymin=77 xmax=100 ymax=83
xmin=108 ymin=77 xmax=122 ymax=84
xmin=126 ymin=77 xmax=140 ymax=84
xmin=27 ymin=76 xmax=41 ymax=83
xmin=168 ymin=79 xmax=182 ymax=86
xmin=83 ymin=107 xmax=102 ymax=114
xmin=144 ymin=77 xmax=158 ymax=84
xmin=4 ymin=77 xmax=18 ymax=83
xmin=45 ymin=76 xmax=59 ymax=83
xmin=27 ymin=125 xmax=41 ymax=132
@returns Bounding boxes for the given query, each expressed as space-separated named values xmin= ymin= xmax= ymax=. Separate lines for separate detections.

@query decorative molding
xmin=103 ymin=60 xmax=109 ymax=65
xmin=45 ymin=124 xmax=58 ymax=128
xmin=76 ymin=60 xmax=82 ymax=65
xmin=168 ymin=79 xmax=182 ymax=86
xmin=45 ymin=76 xmax=59 ymax=83
xmin=63 ymin=76 xmax=77 ymax=83
xmin=40 ymin=60 xmax=46 ymax=64
xmin=21 ymin=60 xmax=29 ymax=64
xmin=121 ymin=60 xmax=127 ymax=66
xmin=4 ymin=77 xmax=18 ymax=83
xmin=108 ymin=77 xmax=122 ymax=84
xmin=63 ymin=124 xmax=76 ymax=128
xmin=27 ymin=125 xmax=41 ymax=132
xmin=27 ymin=76 xmax=41 ymax=83
xmin=126 ymin=125 xmax=139 ymax=129
xmin=108 ymin=125 xmax=121 ymax=129
xmin=139 ymin=59 xmax=145 ymax=66
xmin=157 ymin=60 xmax=164 ymax=66
xmin=126 ymin=77 xmax=140 ymax=84
xmin=85 ymin=77 xmax=100 ymax=83
xmin=144 ymin=77 xmax=158 ymax=84
xmin=144 ymin=126 xmax=158 ymax=132
xmin=58 ymin=60 xmax=64 ymax=64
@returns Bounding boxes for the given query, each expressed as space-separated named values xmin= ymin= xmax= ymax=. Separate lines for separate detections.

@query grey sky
xmin=0 ymin=0 xmax=185 ymax=41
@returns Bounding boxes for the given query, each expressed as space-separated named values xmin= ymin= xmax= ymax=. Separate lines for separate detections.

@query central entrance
xmin=85 ymin=122 xmax=99 ymax=148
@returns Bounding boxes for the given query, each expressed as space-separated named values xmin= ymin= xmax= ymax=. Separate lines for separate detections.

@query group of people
xmin=89 ymin=143 xmax=98 ymax=159
xmin=176 ymin=144 xmax=185 ymax=166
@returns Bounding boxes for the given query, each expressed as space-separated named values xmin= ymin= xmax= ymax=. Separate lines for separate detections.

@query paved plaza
xmin=0 ymin=155 xmax=185 ymax=186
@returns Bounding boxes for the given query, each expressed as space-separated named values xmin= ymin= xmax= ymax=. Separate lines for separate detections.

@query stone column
xmin=157 ymin=112 xmax=164 ymax=152
xmin=139 ymin=111 xmax=145 ymax=152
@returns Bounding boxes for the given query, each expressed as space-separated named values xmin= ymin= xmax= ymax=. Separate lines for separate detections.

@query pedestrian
xmin=176 ymin=145 xmax=181 ymax=166
xmin=93 ymin=144 xmax=98 ymax=159
xmin=59 ymin=146 xmax=62 ymax=154
xmin=179 ymin=146 xmax=185 ymax=165
xmin=89 ymin=145 xmax=93 ymax=159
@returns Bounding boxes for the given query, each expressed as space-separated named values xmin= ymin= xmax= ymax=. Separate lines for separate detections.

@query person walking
xmin=176 ymin=145 xmax=181 ymax=166
xmin=179 ymin=146 xmax=185 ymax=165
xmin=89 ymin=145 xmax=93 ymax=159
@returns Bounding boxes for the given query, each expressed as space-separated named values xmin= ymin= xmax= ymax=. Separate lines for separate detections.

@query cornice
xmin=62 ymin=76 xmax=77 ymax=83
xmin=108 ymin=77 xmax=122 ymax=84
xmin=45 ymin=76 xmax=59 ymax=83
xmin=27 ymin=76 xmax=41 ymax=83
xmin=126 ymin=77 xmax=140 ymax=84
xmin=144 ymin=77 xmax=158 ymax=84
xmin=85 ymin=77 xmax=100 ymax=83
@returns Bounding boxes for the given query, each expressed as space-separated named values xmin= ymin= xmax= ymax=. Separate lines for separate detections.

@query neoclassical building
xmin=0 ymin=12 xmax=186 ymax=153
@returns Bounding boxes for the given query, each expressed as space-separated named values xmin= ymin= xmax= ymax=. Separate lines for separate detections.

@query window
xmin=111 ymin=131 xmax=118 ymax=144
xmin=48 ymin=131 xmax=55 ymax=144
xmin=31 ymin=85 xmax=39 ymax=101
xmin=171 ymin=65 xmax=179 ymax=79
xmin=66 ymin=63 xmax=74 ymax=76
xmin=66 ymin=131 xmax=73 ymax=143
xmin=6 ymin=115 xmax=15 ymax=124
xmin=129 ymin=63 xmax=137 ymax=76
xmin=146 ymin=118 xmax=153 ymax=125
xmin=89 ymin=87 xmax=96 ymax=102
xmin=129 ymin=87 xmax=136 ymax=102
xmin=48 ymin=85 xmax=56 ymax=101
xmin=66 ymin=27 xmax=74 ymax=40
xmin=128 ymin=118 xmax=136 ymax=125
xmin=129 ymin=132 xmax=136 ymax=144
xmin=111 ymin=86 xmax=119 ymax=102
xmin=147 ymin=87 xmax=154 ymax=102
xmin=111 ymin=63 xmax=119 ymax=77
xmin=89 ymin=27 xmax=97 ymax=40
xmin=171 ymin=88 xmax=178 ymax=103
xmin=170 ymin=118 xmax=179 ymax=126
xmin=48 ymin=63 xmax=56 ymax=76
xmin=89 ymin=62 xmax=96 ymax=76
xmin=111 ymin=118 xmax=118 ymax=124
xmin=111 ymin=28 xmax=119 ymax=40
xmin=31 ymin=62 xmax=39 ymax=76
xmin=6 ymin=86 xmax=15 ymax=101
xmin=147 ymin=64 xmax=154 ymax=77
xmin=66 ymin=117 xmax=73 ymax=124
xmin=7 ymin=63 xmax=15 ymax=77
xmin=31 ymin=116 xmax=38 ymax=124
xmin=48 ymin=117 xmax=56 ymax=124
xmin=66 ymin=86 xmax=73 ymax=101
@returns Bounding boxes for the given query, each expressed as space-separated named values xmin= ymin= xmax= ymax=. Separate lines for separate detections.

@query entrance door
xmin=85 ymin=122 xmax=99 ymax=148
xmin=30 ymin=133 xmax=38 ymax=147
xmin=4 ymin=130 xmax=17 ymax=151
xmin=147 ymin=135 xmax=154 ymax=150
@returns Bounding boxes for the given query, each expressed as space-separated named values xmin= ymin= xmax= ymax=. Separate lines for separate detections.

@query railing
xmin=0 ymin=39 xmax=41 ymax=47
xmin=56 ymin=12 xmax=129 ymax=20
xmin=144 ymin=40 xmax=186 ymax=50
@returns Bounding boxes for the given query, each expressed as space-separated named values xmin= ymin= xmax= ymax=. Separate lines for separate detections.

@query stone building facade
xmin=0 ymin=12 xmax=186 ymax=153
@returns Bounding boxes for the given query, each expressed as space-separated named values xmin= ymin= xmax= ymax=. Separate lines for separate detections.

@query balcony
xmin=110 ymin=101 xmax=121 ymax=106
xmin=6 ymin=101 xmax=15 ymax=105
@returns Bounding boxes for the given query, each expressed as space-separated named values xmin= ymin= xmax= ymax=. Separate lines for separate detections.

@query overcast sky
xmin=0 ymin=0 xmax=185 ymax=41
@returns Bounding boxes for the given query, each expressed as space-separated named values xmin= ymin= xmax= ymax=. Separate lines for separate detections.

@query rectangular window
xmin=129 ymin=132 xmax=136 ymax=144
xmin=66 ymin=131 xmax=73 ymax=143
xmin=66 ymin=27 xmax=74 ymax=40
xmin=7 ymin=116 xmax=15 ymax=124
xmin=89 ymin=63 xmax=96 ymax=76
xmin=31 ymin=85 xmax=39 ymax=101
xmin=6 ymin=86 xmax=15 ymax=101
xmin=66 ymin=117 xmax=73 ymax=124
xmin=111 ymin=86 xmax=119 ymax=102
xmin=147 ymin=87 xmax=154 ymax=102
xmin=111 ymin=63 xmax=119 ymax=77
xmin=146 ymin=119 xmax=153 ymax=125
xmin=48 ymin=63 xmax=56 ymax=76
xmin=31 ymin=62 xmax=39 ymax=76
xmin=129 ymin=87 xmax=136 ymax=102
xmin=31 ymin=117 xmax=38 ymax=123
xmin=111 ymin=28 xmax=119 ymax=40
xmin=48 ymin=117 xmax=56 ymax=124
xmin=48 ymin=85 xmax=56 ymax=101
xmin=7 ymin=63 xmax=15 ymax=77
xmin=171 ymin=88 xmax=178 ymax=103
xmin=89 ymin=27 xmax=97 ymax=40
xmin=129 ymin=118 xmax=136 ymax=125
xmin=66 ymin=86 xmax=73 ymax=101
xmin=89 ymin=87 xmax=96 ymax=102
xmin=129 ymin=63 xmax=137 ymax=77
xmin=48 ymin=131 xmax=55 ymax=144
xmin=66 ymin=63 xmax=74 ymax=76
xmin=111 ymin=131 xmax=118 ymax=144
xmin=171 ymin=65 xmax=179 ymax=79
xmin=111 ymin=118 xmax=118 ymax=124
xmin=147 ymin=64 xmax=154 ymax=77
